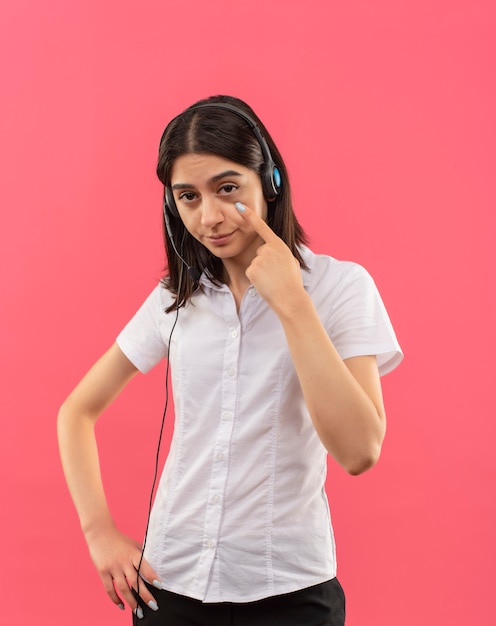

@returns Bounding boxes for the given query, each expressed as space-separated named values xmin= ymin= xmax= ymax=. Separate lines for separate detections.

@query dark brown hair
xmin=156 ymin=95 xmax=308 ymax=311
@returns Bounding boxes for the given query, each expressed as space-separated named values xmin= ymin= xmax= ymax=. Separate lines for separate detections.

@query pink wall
xmin=1 ymin=1 xmax=494 ymax=624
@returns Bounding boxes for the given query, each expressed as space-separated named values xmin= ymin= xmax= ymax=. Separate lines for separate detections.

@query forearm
xmin=57 ymin=403 xmax=115 ymax=535
xmin=276 ymin=290 xmax=386 ymax=474
xmin=57 ymin=343 xmax=138 ymax=533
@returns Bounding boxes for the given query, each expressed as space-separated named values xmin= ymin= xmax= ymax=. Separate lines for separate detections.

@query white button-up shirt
xmin=116 ymin=247 xmax=402 ymax=603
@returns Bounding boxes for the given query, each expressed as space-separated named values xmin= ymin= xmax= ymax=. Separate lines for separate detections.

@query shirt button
xmin=212 ymin=495 xmax=221 ymax=504
xmin=222 ymin=411 xmax=232 ymax=421
xmin=231 ymin=329 xmax=238 ymax=338
xmin=248 ymin=288 xmax=256 ymax=297
xmin=216 ymin=452 xmax=225 ymax=461
xmin=227 ymin=367 xmax=236 ymax=377
xmin=207 ymin=539 xmax=216 ymax=549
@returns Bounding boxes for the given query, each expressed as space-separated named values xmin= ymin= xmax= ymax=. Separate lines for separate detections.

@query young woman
xmin=58 ymin=95 xmax=402 ymax=625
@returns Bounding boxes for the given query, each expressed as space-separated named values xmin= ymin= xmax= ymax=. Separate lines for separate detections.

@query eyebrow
xmin=171 ymin=170 xmax=243 ymax=190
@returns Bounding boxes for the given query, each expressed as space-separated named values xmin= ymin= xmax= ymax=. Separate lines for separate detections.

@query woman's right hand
xmin=85 ymin=523 xmax=162 ymax=618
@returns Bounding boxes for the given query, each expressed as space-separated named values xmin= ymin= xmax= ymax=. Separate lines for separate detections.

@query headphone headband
xmin=187 ymin=103 xmax=273 ymax=166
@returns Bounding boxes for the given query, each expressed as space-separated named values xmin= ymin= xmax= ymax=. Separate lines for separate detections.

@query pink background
xmin=1 ymin=1 xmax=494 ymax=624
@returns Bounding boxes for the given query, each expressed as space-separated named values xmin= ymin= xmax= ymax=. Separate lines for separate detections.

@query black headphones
xmin=163 ymin=102 xmax=282 ymax=219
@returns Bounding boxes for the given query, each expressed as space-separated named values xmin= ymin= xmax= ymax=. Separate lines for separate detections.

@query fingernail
xmin=152 ymin=579 xmax=164 ymax=590
xmin=118 ymin=603 xmax=125 ymax=611
xmin=148 ymin=600 xmax=159 ymax=611
xmin=235 ymin=202 xmax=246 ymax=212
xmin=134 ymin=606 xmax=144 ymax=619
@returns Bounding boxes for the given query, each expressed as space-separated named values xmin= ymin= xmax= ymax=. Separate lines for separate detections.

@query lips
xmin=206 ymin=232 xmax=235 ymax=246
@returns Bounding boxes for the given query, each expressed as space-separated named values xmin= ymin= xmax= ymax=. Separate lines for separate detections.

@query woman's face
xmin=170 ymin=153 xmax=268 ymax=268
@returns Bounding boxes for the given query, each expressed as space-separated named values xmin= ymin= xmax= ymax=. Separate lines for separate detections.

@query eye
xmin=218 ymin=183 xmax=239 ymax=195
xmin=178 ymin=191 xmax=197 ymax=203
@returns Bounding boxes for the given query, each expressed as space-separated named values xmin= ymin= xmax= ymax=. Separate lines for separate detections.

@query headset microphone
xmin=163 ymin=200 xmax=201 ymax=281
xmin=187 ymin=265 xmax=201 ymax=281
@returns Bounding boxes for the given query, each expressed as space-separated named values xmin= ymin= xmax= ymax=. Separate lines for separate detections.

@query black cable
xmin=135 ymin=258 xmax=185 ymax=599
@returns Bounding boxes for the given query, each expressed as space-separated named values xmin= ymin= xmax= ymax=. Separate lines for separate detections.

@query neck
xmin=222 ymin=261 xmax=252 ymax=311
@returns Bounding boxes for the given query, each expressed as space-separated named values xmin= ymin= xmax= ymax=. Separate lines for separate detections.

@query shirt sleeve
xmin=116 ymin=284 xmax=172 ymax=374
xmin=327 ymin=262 xmax=403 ymax=376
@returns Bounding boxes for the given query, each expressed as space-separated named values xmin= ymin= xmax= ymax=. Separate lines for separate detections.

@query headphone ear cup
xmin=165 ymin=187 xmax=179 ymax=218
xmin=263 ymin=164 xmax=282 ymax=200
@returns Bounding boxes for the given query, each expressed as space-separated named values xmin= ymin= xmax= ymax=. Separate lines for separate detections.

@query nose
xmin=200 ymin=196 xmax=225 ymax=227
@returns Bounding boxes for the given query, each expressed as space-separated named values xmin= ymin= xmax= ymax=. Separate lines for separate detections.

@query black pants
xmin=132 ymin=578 xmax=345 ymax=625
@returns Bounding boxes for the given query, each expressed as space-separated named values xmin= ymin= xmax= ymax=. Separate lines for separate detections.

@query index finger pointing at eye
xmin=235 ymin=202 xmax=278 ymax=243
